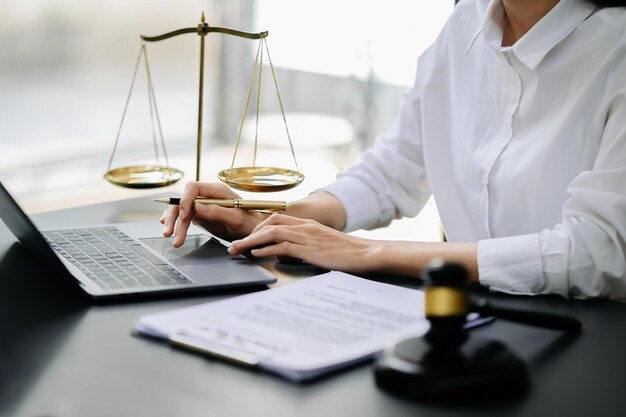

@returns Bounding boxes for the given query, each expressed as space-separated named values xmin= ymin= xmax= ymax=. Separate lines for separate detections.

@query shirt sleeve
xmin=318 ymin=83 xmax=431 ymax=233
xmin=478 ymin=88 xmax=626 ymax=299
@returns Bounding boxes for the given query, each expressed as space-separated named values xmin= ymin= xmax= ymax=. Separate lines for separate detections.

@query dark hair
xmin=588 ymin=0 xmax=626 ymax=6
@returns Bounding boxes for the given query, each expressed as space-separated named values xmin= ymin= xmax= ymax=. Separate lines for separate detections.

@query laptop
xmin=0 ymin=180 xmax=276 ymax=299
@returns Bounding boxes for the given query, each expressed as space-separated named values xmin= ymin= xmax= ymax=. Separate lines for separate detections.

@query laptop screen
xmin=0 ymin=181 xmax=67 ymax=272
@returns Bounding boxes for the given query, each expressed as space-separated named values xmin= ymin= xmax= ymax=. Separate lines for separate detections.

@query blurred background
xmin=0 ymin=0 xmax=453 ymax=240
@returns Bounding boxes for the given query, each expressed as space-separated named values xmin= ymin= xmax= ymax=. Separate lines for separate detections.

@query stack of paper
xmin=135 ymin=271 xmax=430 ymax=381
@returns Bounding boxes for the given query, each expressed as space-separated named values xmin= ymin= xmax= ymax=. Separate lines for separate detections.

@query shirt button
xmin=479 ymin=168 xmax=488 ymax=184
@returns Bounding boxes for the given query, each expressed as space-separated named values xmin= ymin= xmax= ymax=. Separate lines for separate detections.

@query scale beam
xmin=141 ymin=26 xmax=268 ymax=42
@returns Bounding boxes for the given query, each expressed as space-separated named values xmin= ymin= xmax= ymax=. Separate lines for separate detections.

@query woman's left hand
xmin=227 ymin=214 xmax=379 ymax=274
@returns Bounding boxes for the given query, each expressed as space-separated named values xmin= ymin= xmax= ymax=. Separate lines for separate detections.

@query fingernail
xmin=179 ymin=208 xmax=185 ymax=219
xmin=227 ymin=246 xmax=235 ymax=254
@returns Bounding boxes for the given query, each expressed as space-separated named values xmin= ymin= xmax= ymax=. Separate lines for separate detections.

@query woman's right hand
xmin=160 ymin=181 xmax=270 ymax=247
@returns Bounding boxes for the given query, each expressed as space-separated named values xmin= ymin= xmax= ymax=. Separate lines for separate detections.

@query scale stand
xmin=105 ymin=13 xmax=304 ymax=192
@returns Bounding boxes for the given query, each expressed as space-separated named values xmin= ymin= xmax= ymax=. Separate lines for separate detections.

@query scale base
xmin=374 ymin=336 xmax=529 ymax=402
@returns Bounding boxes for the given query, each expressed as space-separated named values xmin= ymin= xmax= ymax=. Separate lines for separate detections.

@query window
xmin=256 ymin=0 xmax=453 ymax=86
xmin=0 ymin=0 xmax=451 ymax=237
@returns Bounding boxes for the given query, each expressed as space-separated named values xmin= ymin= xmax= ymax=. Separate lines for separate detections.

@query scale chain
xmin=107 ymin=43 xmax=144 ymax=171
xmin=230 ymin=39 xmax=263 ymax=173
xmin=143 ymin=45 xmax=160 ymax=163
xmin=143 ymin=44 xmax=170 ymax=168
xmin=107 ymin=41 xmax=169 ymax=171
xmin=264 ymin=38 xmax=299 ymax=172
xmin=253 ymin=39 xmax=264 ymax=167
xmin=229 ymin=38 xmax=299 ymax=174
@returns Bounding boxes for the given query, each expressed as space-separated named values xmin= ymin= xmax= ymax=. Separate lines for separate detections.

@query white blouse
xmin=320 ymin=0 xmax=626 ymax=298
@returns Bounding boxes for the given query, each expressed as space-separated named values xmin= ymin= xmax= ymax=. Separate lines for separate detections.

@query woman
xmin=162 ymin=0 xmax=626 ymax=299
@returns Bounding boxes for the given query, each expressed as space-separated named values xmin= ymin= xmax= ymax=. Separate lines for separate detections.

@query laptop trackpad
xmin=140 ymin=235 xmax=252 ymax=284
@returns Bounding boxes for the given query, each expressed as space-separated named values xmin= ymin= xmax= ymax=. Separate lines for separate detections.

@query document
xmin=135 ymin=271 xmax=430 ymax=381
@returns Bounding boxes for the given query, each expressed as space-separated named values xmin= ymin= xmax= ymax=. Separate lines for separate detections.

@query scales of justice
xmin=104 ymin=13 xmax=304 ymax=193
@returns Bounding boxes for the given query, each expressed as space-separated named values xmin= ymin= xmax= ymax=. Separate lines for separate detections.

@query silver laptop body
xmin=0 ymin=181 xmax=275 ymax=299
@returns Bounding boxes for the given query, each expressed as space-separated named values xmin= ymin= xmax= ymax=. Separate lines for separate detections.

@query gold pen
xmin=153 ymin=197 xmax=286 ymax=212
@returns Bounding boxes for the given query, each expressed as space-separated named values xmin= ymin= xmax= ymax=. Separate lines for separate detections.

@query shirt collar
xmin=466 ymin=0 xmax=597 ymax=70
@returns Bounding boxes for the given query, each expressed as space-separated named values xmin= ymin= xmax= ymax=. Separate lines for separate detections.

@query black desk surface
xmin=1 ymin=196 xmax=625 ymax=417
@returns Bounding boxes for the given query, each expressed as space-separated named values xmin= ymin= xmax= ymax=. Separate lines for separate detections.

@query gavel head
xmin=423 ymin=259 xmax=470 ymax=350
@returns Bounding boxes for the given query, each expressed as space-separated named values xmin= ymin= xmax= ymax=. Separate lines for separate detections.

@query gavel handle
xmin=472 ymin=299 xmax=582 ymax=332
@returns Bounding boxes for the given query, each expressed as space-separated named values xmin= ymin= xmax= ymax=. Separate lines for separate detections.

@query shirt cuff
xmin=316 ymin=176 xmax=382 ymax=232
xmin=477 ymin=233 xmax=545 ymax=295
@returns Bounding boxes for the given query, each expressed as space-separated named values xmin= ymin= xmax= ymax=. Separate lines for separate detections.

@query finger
xmin=172 ymin=209 xmax=194 ymax=247
xmin=194 ymin=203 xmax=247 ymax=226
xmin=192 ymin=181 xmax=242 ymax=199
xmin=179 ymin=182 xmax=242 ymax=221
xmin=229 ymin=226 xmax=288 ymax=253
xmin=178 ymin=181 xmax=203 ymax=221
xmin=162 ymin=206 xmax=179 ymax=237
xmin=250 ymin=241 xmax=303 ymax=259
xmin=251 ymin=213 xmax=308 ymax=234
xmin=229 ymin=225 xmax=302 ymax=255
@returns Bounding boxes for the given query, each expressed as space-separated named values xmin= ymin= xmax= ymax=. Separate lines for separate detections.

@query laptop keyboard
xmin=42 ymin=226 xmax=193 ymax=291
